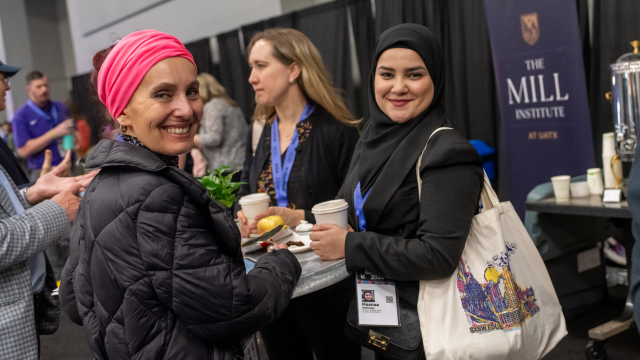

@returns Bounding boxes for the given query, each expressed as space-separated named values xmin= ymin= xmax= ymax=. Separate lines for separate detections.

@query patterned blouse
xmin=257 ymin=121 xmax=312 ymax=209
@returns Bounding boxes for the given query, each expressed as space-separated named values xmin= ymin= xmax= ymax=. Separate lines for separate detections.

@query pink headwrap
xmin=97 ymin=29 xmax=197 ymax=119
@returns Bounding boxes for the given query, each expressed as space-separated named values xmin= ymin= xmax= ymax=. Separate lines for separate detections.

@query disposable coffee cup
xmin=570 ymin=182 xmax=589 ymax=198
xmin=587 ymin=168 xmax=604 ymax=196
xmin=311 ymin=199 xmax=349 ymax=230
xmin=550 ymin=175 xmax=571 ymax=201
xmin=238 ymin=193 xmax=270 ymax=225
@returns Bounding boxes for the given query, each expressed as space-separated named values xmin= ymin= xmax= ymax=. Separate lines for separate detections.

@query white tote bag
xmin=416 ymin=128 xmax=567 ymax=360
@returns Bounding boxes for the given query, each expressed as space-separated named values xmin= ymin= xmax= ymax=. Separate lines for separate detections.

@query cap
xmin=0 ymin=60 xmax=21 ymax=77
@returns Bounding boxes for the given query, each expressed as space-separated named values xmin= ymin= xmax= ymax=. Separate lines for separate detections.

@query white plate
xmin=285 ymin=234 xmax=312 ymax=254
xmin=242 ymin=231 xmax=313 ymax=254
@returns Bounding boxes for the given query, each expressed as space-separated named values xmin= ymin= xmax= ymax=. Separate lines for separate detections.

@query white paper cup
xmin=238 ymin=193 xmax=270 ymax=225
xmin=587 ymin=168 xmax=604 ymax=196
xmin=551 ymin=175 xmax=571 ymax=201
xmin=570 ymin=182 xmax=589 ymax=198
xmin=602 ymin=132 xmax=616 ymax=156
xmin=311 ymin=199 xmax=349 ymax=230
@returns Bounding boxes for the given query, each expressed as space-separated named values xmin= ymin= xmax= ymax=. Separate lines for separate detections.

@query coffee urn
xmin=610 ymin=41 xmax=640 ymax=162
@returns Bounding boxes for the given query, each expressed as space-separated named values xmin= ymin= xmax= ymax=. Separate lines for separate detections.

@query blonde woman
xmin=193 ymin=73 xmax=247 ymax=176
xmin=237 ymin=28 xmax=360 ymax=360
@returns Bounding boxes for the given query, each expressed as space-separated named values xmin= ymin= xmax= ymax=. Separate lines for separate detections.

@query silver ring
xmin=269 ymin=246 xmax=274 ymax=251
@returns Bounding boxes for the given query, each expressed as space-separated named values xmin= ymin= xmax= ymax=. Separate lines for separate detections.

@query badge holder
xmin=356 ymin=270 xmax=400 ymax=327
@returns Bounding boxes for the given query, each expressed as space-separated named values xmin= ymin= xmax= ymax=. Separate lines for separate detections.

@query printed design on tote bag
xmin=456 ymin=242 xmax=540 ymax=334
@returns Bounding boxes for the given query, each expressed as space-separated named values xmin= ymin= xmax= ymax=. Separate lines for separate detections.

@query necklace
xmin=280 ymin=125 xmax=297 ymax=142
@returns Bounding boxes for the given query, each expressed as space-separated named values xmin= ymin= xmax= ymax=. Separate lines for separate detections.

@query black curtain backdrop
xmin=347 ymin=0 xmax=375 ymax=120
xmin=295 ymin=2 xmax=356 ymax=115
xmin=589 ymin=0 xmax=640 ymax=167
xmin=241 ymin=22 xmax=266 ymax=49
xmin=265 ymin=13 xmax=297 ymax=30
xmin=184 ymin=37 xmax=218 ymax=78
xmin=217 ymin=29 xmax=254 ymax=118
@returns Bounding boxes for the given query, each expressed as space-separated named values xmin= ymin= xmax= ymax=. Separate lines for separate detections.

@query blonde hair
xmin=247 ymin=28 xmax=359 ymax=126
xmin=197 ymin=73 xmax=238 ymax=107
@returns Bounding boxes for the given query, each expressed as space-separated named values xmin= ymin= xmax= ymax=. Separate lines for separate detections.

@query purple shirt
xmin=12 ymin=101 xmax=68 ymax=170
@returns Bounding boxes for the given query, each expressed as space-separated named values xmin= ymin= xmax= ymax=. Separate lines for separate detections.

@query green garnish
xmin=198 ymin=166 xmax=245 ymax=208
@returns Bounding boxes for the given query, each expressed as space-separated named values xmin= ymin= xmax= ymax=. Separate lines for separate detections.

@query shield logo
xmin=520 ymin=12 xmax=539 ymax=46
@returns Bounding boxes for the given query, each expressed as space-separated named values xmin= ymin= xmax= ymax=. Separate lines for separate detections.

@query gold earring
xmin=122 ymin=125 xmax=127 ymax=134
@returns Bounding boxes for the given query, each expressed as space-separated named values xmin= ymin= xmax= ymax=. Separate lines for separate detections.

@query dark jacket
xmin=0 ymin=137 xmax=29 ymax=186
xmin=237 ymin=106 xmax=360 ymax=221
xmin=340 ymin=125 xmax=483 ymax=307
xmin=60 ymin=140 xmax=301 ymax=360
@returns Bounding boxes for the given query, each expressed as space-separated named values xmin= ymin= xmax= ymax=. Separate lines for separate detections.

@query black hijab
xmin=358 ymin=24 xmax=446 ymax=194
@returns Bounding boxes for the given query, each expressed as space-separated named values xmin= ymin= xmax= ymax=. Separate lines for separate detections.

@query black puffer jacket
xmin=60 ymin=140 xmax=301 ymax=360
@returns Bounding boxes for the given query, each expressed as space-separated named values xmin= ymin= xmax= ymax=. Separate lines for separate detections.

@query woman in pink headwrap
xmin=59 ymin=30 xmax=301 ymax=360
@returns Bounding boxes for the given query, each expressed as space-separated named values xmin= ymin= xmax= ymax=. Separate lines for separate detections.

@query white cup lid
xmin=238 ymin=193 xmax=270 ymax=205
xmin=312 ymin=199 xmax=349 ymax=214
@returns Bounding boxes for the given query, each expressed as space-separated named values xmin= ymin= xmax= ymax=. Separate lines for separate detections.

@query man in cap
xmin=0 ymin=60 xmax=95 ymax=359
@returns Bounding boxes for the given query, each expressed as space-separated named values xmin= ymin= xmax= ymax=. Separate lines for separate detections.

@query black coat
xmin=237 ymin=107 xmax=360 ymax=221
xmin=340 ymin=123 xmax=484 ymax=307
xmin=60 ymin=140 xmax=301 ymax=360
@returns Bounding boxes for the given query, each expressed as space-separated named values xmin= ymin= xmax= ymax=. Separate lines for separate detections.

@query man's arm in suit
xmin=0 ymin=199 xmax=70 ymax=270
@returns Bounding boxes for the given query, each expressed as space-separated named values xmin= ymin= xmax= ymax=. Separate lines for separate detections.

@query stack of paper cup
xmin=311 ymin=199 xmax=349 ymax=230
xmin=238 ymin=193 xmax=270 ymax=225
xmin=551 ymin=176 xmax=571 ymax=201
xmin=602 ymin=132 xmax=623 ymax=189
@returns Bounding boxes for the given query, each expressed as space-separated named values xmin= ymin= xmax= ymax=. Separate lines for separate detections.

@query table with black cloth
xmin=526 ymin=196 xmax=635 ymax=354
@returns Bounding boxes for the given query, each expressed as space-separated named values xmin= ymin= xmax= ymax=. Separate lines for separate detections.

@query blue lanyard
xmin=27 ymin=100 xmax=59 ymax=126
xmin=271 ymin=103 xmax=315 ymax=208
xmin=354 ymin=182 xmax=371 ymax=231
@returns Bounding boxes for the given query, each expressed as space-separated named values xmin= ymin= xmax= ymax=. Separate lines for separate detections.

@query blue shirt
xmin=12 ymin=101 xmax=68 ymax=170
xmin=0 ymin=170 xmax=46 ymax=293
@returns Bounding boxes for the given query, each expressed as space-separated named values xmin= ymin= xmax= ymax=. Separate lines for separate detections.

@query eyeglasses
xmin=1 ymin=78 xmax=8 ymax=85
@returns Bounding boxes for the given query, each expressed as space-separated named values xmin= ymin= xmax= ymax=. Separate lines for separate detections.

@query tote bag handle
xmin=416 ymin=128 xmax=500 ymax=211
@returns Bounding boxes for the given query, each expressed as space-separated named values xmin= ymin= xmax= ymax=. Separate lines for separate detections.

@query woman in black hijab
xmin=310 ymin=22 xmax=484 ymax=344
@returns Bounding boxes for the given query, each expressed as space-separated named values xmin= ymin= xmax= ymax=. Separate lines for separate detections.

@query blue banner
xmin=483 ymin=0 xmax=595 ymax=218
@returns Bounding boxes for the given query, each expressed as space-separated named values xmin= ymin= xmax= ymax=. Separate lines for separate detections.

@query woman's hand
xmin=237 ymin=210 xmax=250 ymax=238
xmin=249 ymin=207 xmax=305 ymax=232
xmin=309 ymin=223 xmax=348 ymax=261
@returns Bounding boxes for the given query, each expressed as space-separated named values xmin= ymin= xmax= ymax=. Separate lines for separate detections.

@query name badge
xmin=356 ymin=270 xmax=400 ymax=327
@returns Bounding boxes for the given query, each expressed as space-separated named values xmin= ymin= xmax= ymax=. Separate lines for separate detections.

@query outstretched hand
xmin=26 ymin=162 xmax=98 ymax=205
xmin=41 ymin=150 xmax=72 ymax=178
